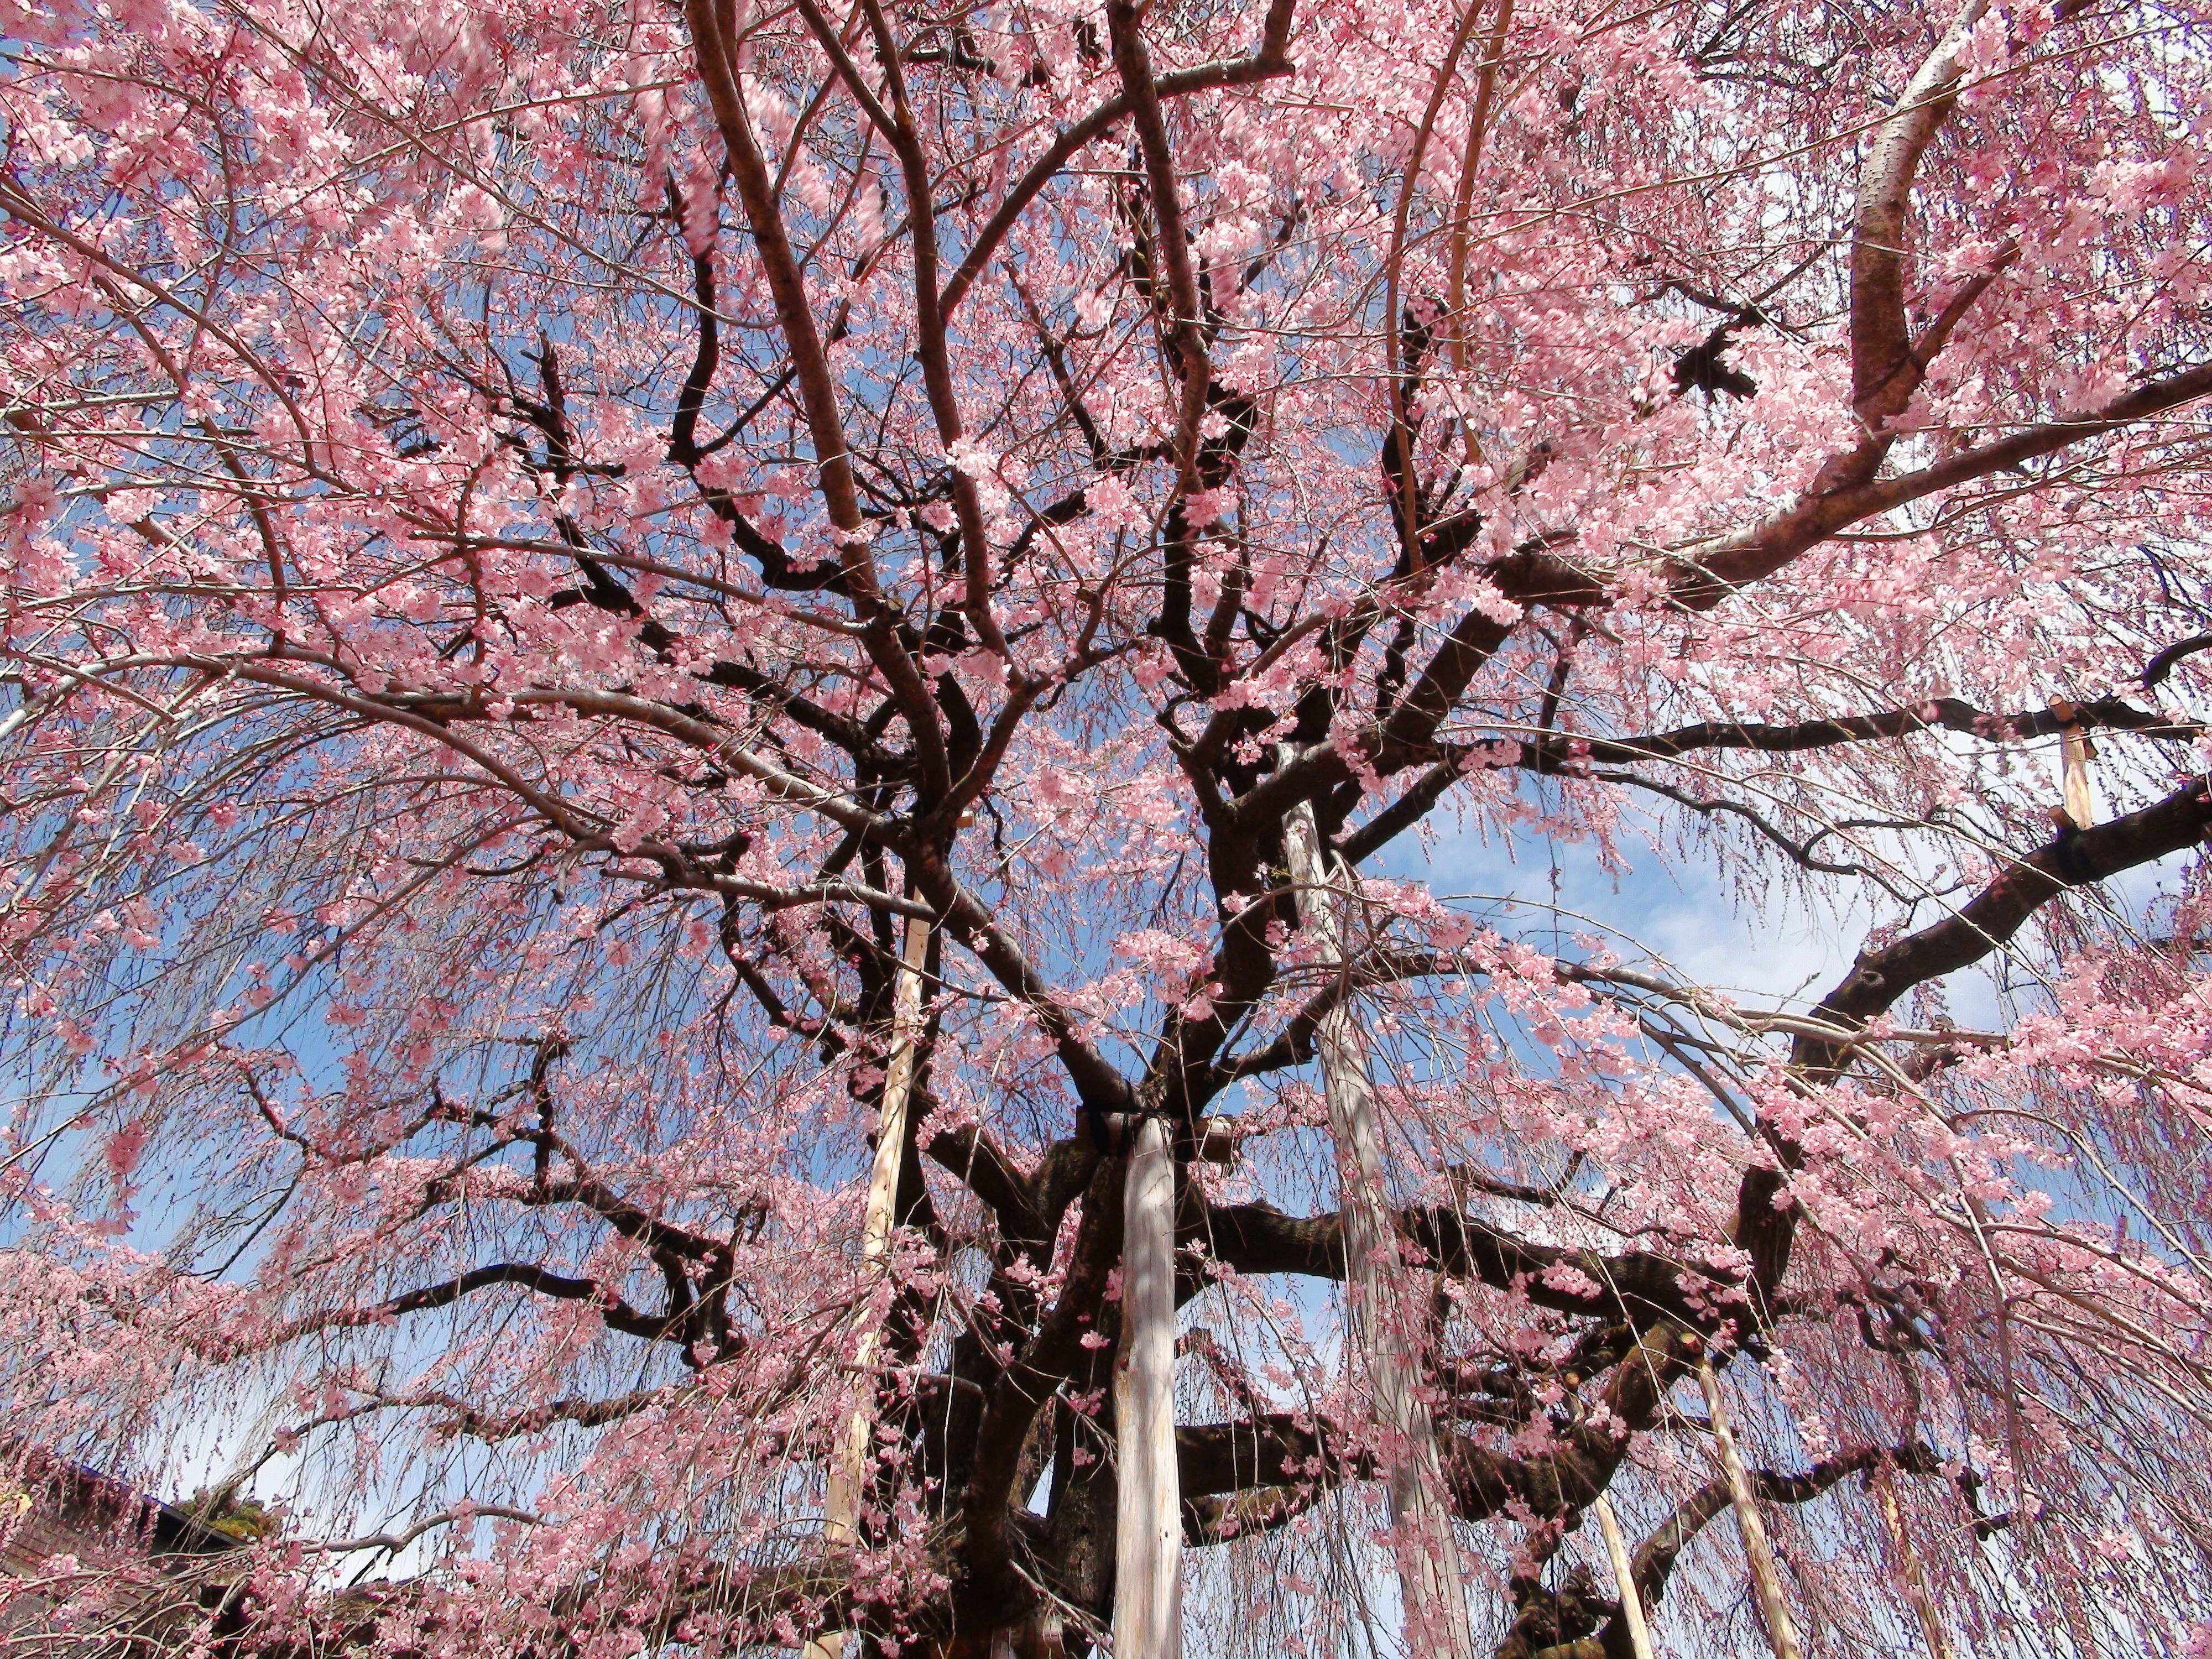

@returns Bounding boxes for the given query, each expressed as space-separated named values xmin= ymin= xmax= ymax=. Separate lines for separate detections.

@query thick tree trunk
xmin=1281 ymin=796 xmax=1477 ymax=1659
xmin=808 ymin=915 xmax=932 ymax=1659
xmin=1112 ymin=1115 xmax=1181 ymax=1659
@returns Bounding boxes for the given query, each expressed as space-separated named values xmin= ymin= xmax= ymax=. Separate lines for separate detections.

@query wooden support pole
xmin=807 ymin=914 xmax=931 ymax=1659
xmin=1282 ymin=791 xmax=1477 ymax=1659
xmin=1699 ymin=1363 xmax=1802 ymax=1659
xmin=1875 ymin=1459 xmax=1951 ymax=1659
xmin=1594 ymin=1494 xmax=1657 ymax=1659
xmin=2061 ymin=726 xmax=2097 ymax=831
xmin=1112 ymin=1114 xmax=1182 ymax=1659
xmin=2050 ymin=700 xmax=2098 ymax=830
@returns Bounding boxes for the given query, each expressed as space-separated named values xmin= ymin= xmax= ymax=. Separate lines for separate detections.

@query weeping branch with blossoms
xmin=5 ymin=0 xmax=2212 ymax=1652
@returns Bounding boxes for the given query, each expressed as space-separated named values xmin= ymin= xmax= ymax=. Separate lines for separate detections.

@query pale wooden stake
xmin=1282 ymin=791 xmax=1477 ymax=1659
xmin=807 ymin=914 xmax=931 ymax=1659
xmin=1874 ymin=1460 xmax=1951 ymax=1659
xmin=1112 ymin=1114 xmax=1182 ymax=1659
xmin=1699 ymin=1363 xmax=1802 ymax=1659
xmin=2051 ymin=701 xmax=2098 ymax=830
xmin=2062 ymin=728 xmax=2097 ymax=830
xmin=1594 ymin=1494 xmax=1657 ymax=1659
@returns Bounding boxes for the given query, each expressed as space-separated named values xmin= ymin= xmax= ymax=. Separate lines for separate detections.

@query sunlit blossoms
xmin=3 ymin=0 xmax=2212 ymax=1653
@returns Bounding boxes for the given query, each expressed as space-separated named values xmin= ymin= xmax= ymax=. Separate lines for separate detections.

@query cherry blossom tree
xmin=5 ymin=0 xmax=2212 ymax=1652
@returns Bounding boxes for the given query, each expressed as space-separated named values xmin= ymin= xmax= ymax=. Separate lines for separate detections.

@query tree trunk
xmin=1111 ymin=1114 xmax=1181 ymax=1659
xmin=1281 ymin=794 xmax=1477 ymax=1659
xmin=808 ymin=915 xmax=932 ymax=1659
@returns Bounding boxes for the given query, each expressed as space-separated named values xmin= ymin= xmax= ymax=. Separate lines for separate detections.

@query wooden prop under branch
xmin=1699 ymin=1361 xmax=1802 ymax=1659
xmin=1113 ymin=1114 xmax=1182 ymax=1659
xmin=1594 ymin=1493 xmax=1656 ymax=1659
xmin=1875 ymin=1458 xmax=1952 ymax=1659
xmin=1282 ymin=779 xmax=1478 ymax=1659
xmin=806 ymin=912 xmax=932 ymax=1659
xmin=2048 ymin=699 xmax=2099 ymax=832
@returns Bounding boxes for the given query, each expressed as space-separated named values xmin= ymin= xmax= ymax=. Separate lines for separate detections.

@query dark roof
xmin=2 ymin=1439 xmax=242 ymax=1560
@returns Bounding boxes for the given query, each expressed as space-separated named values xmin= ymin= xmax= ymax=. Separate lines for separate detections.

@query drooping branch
xmin=1194 ymin=1197 xmax=1733 ymax=1328
xmin=1621 ymin=1444 xmax=1944 ymax=1640
xmin=268 ymin=1262 xmax=670 ymax=1348
xmin=1673 ymin=360 xmax=2212 ymax=608
xmin=1736 ymin=774 xmax=2212 ymax=1293
xmin=1512 ymin=1444 xmax=1948 ymax=1659
xmin=1523 ymin=695 xmax=2195 ymax=773
xmin=332 ymin=1384 xmax=679 ymax=1443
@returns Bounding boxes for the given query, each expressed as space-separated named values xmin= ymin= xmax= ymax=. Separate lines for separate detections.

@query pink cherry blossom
xmin=4 ymin=0 xmax=2212 ymax=1652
